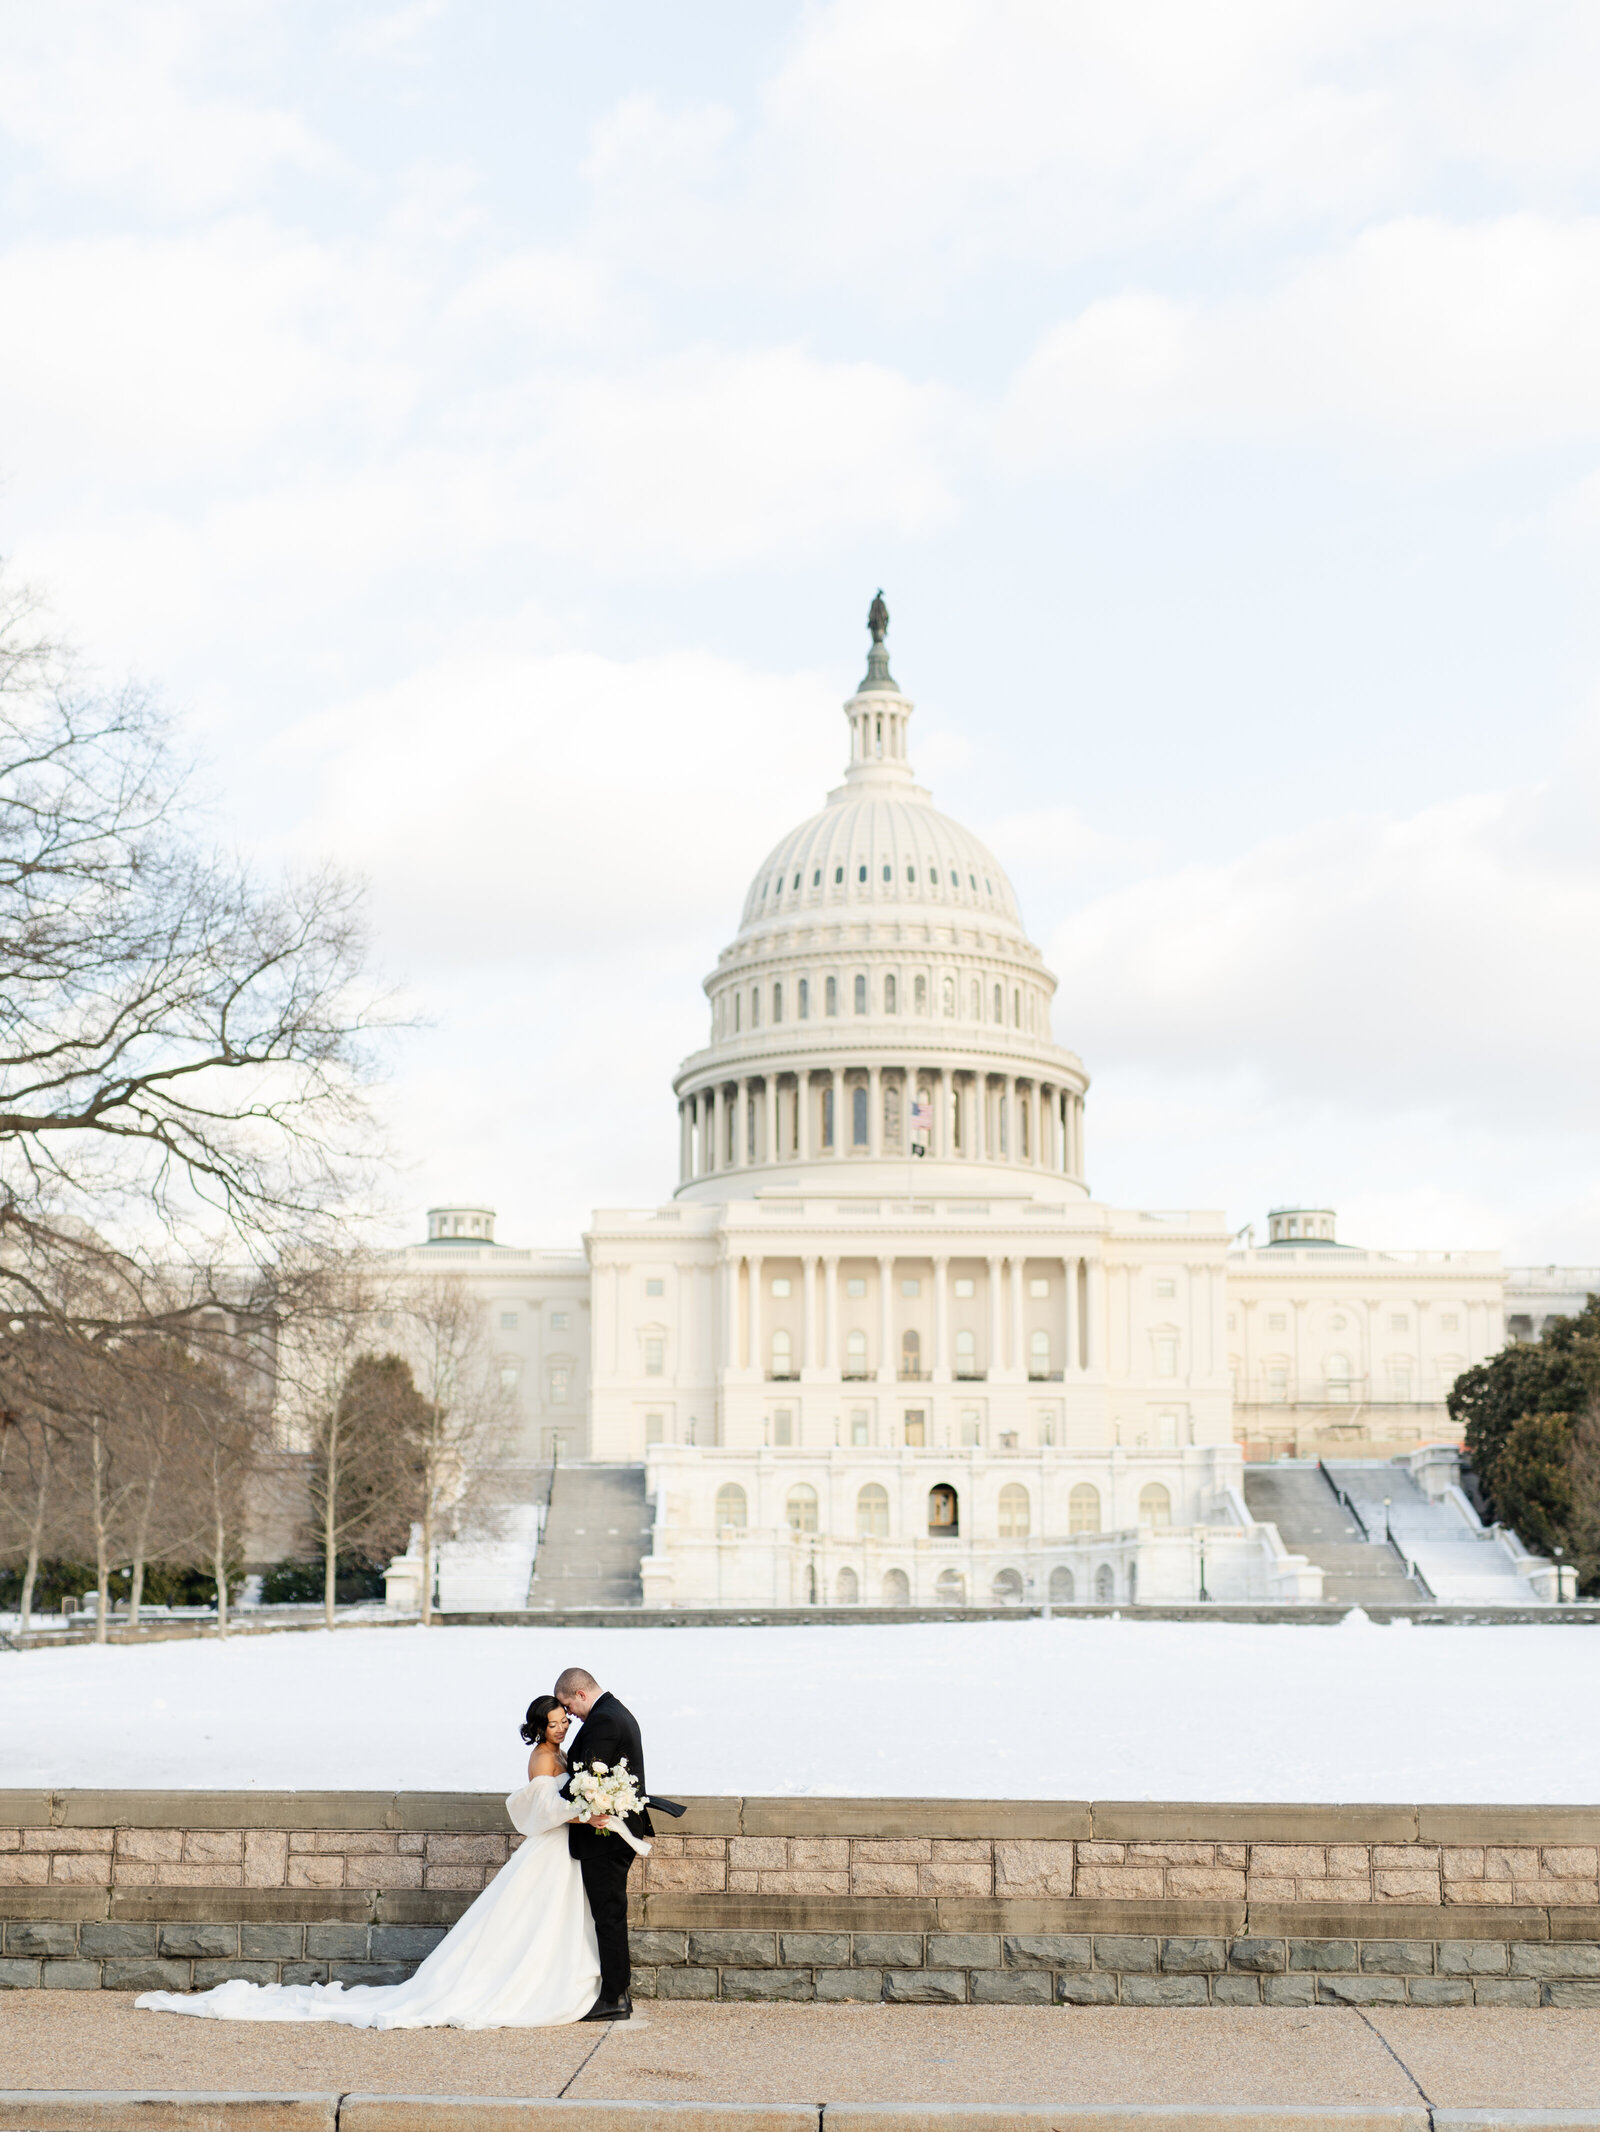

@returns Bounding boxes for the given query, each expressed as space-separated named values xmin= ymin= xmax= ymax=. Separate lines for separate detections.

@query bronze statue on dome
xmin=867 ymin=589 xmax=889 ymax=643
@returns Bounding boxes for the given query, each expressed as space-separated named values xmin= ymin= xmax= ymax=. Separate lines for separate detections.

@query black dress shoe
xmin=581 ymin=1994 xmax=632 ymax=2021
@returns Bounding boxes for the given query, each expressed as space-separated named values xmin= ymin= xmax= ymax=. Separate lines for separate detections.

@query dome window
xmin=885 ymin=974 xmax=898 ymax=1014
xmin=773 ymin=982 xmax=783 ymax=1023
xmin=852 ymin=1085 xmax=869 ymax=1144
xmin=881 ymin=863 xmax=891 ymax=881
xmin=914 ymin=974 xmax=927 ymax=1013
xmin=858 ymin=864 xmax=867 ymax=882
xmin=985 ymin=878 xmax=992 ymax=893
xmin=798 ymin=978 xmax=810 ymax=1020
xmin=792 ymin=873 xmax=800 ymax=890
xmin=993 ymin=983 xmax=1002 ymax=1022
xmin=761 ymin=880 xmax=768 ymax=898
xmin=812 ymin=870 xmax=821 ymax=887
xmin=907 ymin=866 xmax=915 ymax=882
xmin=950 ymin=871 xmax=958 ymax=886
xmin=969 ymin=875 xmax=977 ymax=889
xmin=751 ymin=987 xmax=761 ymax=1028
xmin=853 ymin=974 xmax=867 ymax=1014
xmin=835 ymin=866 xmax=844 ymax=884
xmin=825 ymin=976 xmax=838 ymax=1016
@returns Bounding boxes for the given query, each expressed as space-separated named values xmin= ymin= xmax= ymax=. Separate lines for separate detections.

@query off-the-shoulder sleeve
xmin=505 ymin=1775 xmax=574 ymax=1837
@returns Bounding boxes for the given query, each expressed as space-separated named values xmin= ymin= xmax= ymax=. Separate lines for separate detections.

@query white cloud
xmin=1004 ymin=216 xmax=1600 ymax=466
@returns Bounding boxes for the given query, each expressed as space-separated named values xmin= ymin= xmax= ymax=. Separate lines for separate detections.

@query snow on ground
xmin=3 ymin=1616 xmax=1598 ymax=1802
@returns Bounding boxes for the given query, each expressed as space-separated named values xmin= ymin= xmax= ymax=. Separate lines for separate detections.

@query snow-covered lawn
xmin=3 ymin=1615 xmax=1597 ymax=1802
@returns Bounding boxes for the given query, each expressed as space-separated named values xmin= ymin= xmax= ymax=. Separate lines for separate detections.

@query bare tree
xmin=0 ymin=562 xmax=393 ymax=1346
xmin=401 ymin=1277 xmax=516 ymax=1626
xmin=0 ymin=1405 xmax=60 ymax=1632
xmin=271 ymin=1261 xmax=422 ymax=1626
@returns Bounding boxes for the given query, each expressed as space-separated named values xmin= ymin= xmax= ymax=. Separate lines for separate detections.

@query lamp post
xmin=1383 ymin=1495 xmax=1392 ymax=1544
xmin=1198 ymin=1536 xmax=1209 ymax=1604
xmin=1555 ymin=1546 xmax=1566 ymax=1604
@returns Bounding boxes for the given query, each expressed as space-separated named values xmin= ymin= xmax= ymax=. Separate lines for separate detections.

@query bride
xmin=136 ymin=1696 xmax=602 ymax=2029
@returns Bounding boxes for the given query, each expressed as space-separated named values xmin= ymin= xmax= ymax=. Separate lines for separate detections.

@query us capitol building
xmin=384 ymin=602 xmax=1516 ymax=1612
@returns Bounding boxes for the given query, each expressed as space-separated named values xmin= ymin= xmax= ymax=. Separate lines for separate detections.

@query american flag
xmin=910 ymin=1100 xmax=933 ymax=1131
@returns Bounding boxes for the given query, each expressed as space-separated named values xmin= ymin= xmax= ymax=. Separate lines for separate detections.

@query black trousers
xmin=579 ymin=1844 xmax=634 ymax=2001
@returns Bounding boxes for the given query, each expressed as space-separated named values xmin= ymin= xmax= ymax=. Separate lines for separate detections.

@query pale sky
xmin=5 ymin=2 xmax=1600 ymax=1262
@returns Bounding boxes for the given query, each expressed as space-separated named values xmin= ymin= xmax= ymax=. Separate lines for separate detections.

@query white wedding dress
xmin=135 ymin=1775 xmax=601 ymax=2029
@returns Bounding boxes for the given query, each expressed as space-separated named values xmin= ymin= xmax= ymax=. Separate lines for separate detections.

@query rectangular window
xmin=645 ymin=1413 xmax=664 ymax=1444
xmin=901 ymin=1278 xmax=920 ymax=1297
xmin=960 ymin=1409 xmax=981 ymax=1446
xmin=550 ymin=1311 xmax=569 ymax=1330
xmin=1268 ymin=1313 xmax=1286 ymax=1332
xmin=499 ymin=1311 xmax=518 ymax=1330
xmin=771 ymin=1277 xmax=792 ymax=1297
xmin=851 ymin=1409 xmax=870 ymax=1446
xmin=773 ymin=1408 xmax=794 ymax=1446
xmin=499 ymin=1365 xmax=518 ymax=1392
xmin=1440 ymin=1313 xmax=1459 ymax=1331
xmin=1158 ymin=1412 xmax=1179 ymax=1447
xmin=645 ymin=1278 xmax=664 ymax=1296
xmin=1154 ymin=1279 xmax=1175 ymax=1298
xmin=954 ymin=1277 xmax=975 ymax=1298
xmin=847 ymin=1276 xmax=867 ymax=1297
xmin=644 ymin=1336 xmax=665 ymax=1375
xmin=549 ymin=1367 xmax=570 ymax=1405
xmin=903 ymin=1410 xmax=926 ymax=1447
xmin=1391 ymin=1315 xmax=1409 ymax=1332
xmin=1388 ymin=1366 xmax=1413 ymax=1401
xmin=1029 ymin=1278 xmax=1049 ymax=1298
xmin=1155 ymin=1337 xmax=1178 ymax=1378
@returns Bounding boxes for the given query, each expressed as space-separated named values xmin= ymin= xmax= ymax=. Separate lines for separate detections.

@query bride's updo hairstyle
xmin=520 ymin=1695 xmax=561 ymax=1748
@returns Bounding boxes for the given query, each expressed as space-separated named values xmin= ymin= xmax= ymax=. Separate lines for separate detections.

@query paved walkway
xmin=4 ymin=1996 xmax=1600 ymax=2109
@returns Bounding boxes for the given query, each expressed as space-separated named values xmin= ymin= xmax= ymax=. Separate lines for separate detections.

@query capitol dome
xmin=672 ymin=600 xmax=1089 ymax=1200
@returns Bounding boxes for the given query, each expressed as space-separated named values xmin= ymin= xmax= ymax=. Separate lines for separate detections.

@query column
xmin=797 ymin=1072 xmax=811 ymax=1160
xmin=987 ymin=1254 xmax=1003 ymax=1377
xmin=1004 ymin=1075 xmax=1016 ymax=1161
xmin=822 ymin=1254 xmax=840 ymax=1371
xmin=765 ymin=1076 xmax=779 ymax=1166
xmin=1010 ymin=1257 xmax=1024 ymax=1376
xmin=831 ymin=1068 xmax=844 ymax=1158
xmin=735 ymin=1079 xmax=749 ymax=1167
xmin=1085 ymin=1257 xmax=1104 ymax=1371
xmin=933 ymin=1254 xmax=950 ymax=1382
xmin=877 ymin=1253 xmax=894 ymax=1382
xmin=1064 ymin=1254 xmax=1079 ymax=1372
xmin=712 ymin=1085 xmax=725 ymax=1171
xmin=721 ymin=1255 xmax=738 ymax=1368
xmin=749 ymin=1253 xmax=763 ymax=1375
xmin=677 ymin=1100 xmax=688 ymax=1184
xmin=868 ymin=1065 xmax=882 ymax=1157
xmin=802 ymin=1255 xmax=817 ymax=1371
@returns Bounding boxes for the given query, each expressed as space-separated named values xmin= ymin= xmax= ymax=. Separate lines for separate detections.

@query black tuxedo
xmin=562 ymin=1691 xmax=652 ymax=2001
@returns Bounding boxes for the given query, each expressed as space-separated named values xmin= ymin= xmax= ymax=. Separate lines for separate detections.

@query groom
xmin=556 ymin=1666 xmax=653 ymax=2022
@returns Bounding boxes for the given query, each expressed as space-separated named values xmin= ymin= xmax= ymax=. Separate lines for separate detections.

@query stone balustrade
xmin=2 ymin=1792 xmax=1598 ymax=2007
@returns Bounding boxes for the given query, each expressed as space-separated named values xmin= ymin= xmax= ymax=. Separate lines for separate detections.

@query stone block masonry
xmin=2 ymin=1792 xmax=1599 ymax=2005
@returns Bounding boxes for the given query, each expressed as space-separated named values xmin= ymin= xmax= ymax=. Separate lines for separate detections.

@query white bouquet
xmin=568 ymin=1756 xmax=652 ymax=1857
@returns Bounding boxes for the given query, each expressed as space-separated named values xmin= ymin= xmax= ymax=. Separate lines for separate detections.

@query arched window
xmin=1049 ymin=1566 xmax=1075 ymax=1604
xmin=835 ymin=866 xmax=844 ymax=885
xmin=993 ymin=982 xmax=1002 ymax=1022
xmin=998 ymin=1482 xmax=1031 ymax=1539
xmin=914 ymin=974 xmax=927 ymax=1013
xmin=1020 ymin=1098 xmax=1030 ymax=1159
xmin=884 ymin=1082 xmax=901 ymax=1143
xmin=928 ymin=1484 xmax=959 ymax=1534
xmin=883 ymin=1568 xmax=911 ymax=1606
xmin=835 ymin=1567 xmax=859 ymax=1604
xmin=901 ymin=1328 xmax=922 ymax=1378
xmin=954 ymin=1328 xmax=977 ymax=1376
xmin=943 ymin=975 xmax=956 ymax=1016
xmin=1139 ymin=1482 xmax=1172 ymax=1530
xmin=1069 ymin=1483 xmax=1101 ymax=1534
xmin=1325 ymin=1352 xmax=1351 ymax=1402
xmin=752 ymin=987 xmax=761 ymax=1028
xmin=770 ymin=1329 xmax=794 ymax=1378
xmin=845 ymin=1329 xmax=869 ymax=1378
xmin=1094 ymin=1563 xmax=1115 ymax=1602
xmin=856 ymin=1483 xmax=889 ymax=1537
xmin=1029 ymin=1329 xmax=1051 ymax=1377
xmin=822 ymin=1083 xmax=835 ymax=1148
xmin=971 ymin=979 xmax=982 ymax=1019
xmin=881 ymin=862 xmax=891 ymax=881
xmin=735 ymin=993 xmax=741 ymax=1032
xmin=773 ymin=982 xmax=783 ymax=1023
xmin=1013 ymin=988 xmax=1021 ymax=1026
xmin=884 ymin=973 xmax=898 ymax=1013
xmin=935 ymin=1567 xmax=966 ymax=1606
xmin=715 ymin=1483 xmax=748 ymax=1531
xmin=786 ymin=1483 xmax=818 ymax=1534
xmin=992 ymin=1567 xmax=1024 ymax=1604
xmin=852 ymin=1084 xmax=868 ymax=1145
xmin=825 ymin=975 xmax=838 ymax=1016
xmin=854 ymin=973 xmax=867 ymax=1014
xmin=798 ymin=978 xmax=809 ymax=1020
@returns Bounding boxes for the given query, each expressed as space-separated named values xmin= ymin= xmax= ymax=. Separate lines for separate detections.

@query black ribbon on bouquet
xmin=645 ymin=1795 xmax=687 ymax=1818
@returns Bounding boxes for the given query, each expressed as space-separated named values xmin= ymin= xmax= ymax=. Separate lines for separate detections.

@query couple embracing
xmin=137 ymin=1667 xmax=658 ymax=2030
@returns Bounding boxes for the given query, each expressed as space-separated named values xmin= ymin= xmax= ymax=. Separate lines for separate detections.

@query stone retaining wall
xmin=3 ymin=1793 xmax=1598 ymax=2007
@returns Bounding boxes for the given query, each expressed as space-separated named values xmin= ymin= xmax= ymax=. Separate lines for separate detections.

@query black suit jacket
xmin=562 ymin=1691 xmax=654 ymax=1860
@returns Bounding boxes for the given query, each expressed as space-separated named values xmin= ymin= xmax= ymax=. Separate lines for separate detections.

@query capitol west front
xmin=390 ymin=612 xmax=1506 ymax=1612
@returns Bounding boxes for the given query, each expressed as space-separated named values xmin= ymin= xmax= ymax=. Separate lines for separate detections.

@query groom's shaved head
xmin=554 ymin=1667 xmax=598 ymax=1698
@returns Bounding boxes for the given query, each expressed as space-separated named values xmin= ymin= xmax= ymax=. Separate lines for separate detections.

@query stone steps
xmin=527 ymin=1464 xmax=651 ymax=1608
